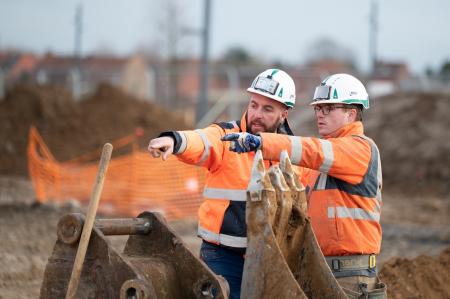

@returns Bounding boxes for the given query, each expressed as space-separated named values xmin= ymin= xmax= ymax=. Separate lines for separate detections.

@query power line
xmin=196 ymin=0 xmax=212 ymax=125
xmin=369 ymin=0 xmax=378 ymax=76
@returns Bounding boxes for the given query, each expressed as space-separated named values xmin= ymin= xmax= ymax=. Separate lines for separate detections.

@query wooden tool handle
xmin=65 ymin=143 xmax=113 ymax=299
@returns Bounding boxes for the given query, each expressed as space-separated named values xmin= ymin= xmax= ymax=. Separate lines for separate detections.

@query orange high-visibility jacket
xmin=165 ymin=113 xmax=302 ymax=250
xmin=259 ymin=121 xmax=382 ymax=256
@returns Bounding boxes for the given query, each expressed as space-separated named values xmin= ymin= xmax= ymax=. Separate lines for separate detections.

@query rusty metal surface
xmin=57 ymin=213 xmax=151 ymax=245
xmin=40 ymin=225 xmax=136 ymax=298
xmin=295 ymin=222 xmax=348 ymax=298
xmin=278 ymin=151 xmax=308 ymax=271
xmin=57 ymin=213 xmax=85 ymax=245
xmin=123 ymin=212 xmax=229 ymax=299
xmin=241 ymin=150 xmax=347 ymax=298
xmin=269 ymin=166 xmax=293 ymax=253
xmin=94 ymin=218 xmax=151 ymax=235
xmin=40 ymin=212 xmax=228 ymax=299
xmin=241 ymin=150 xmax=307 ymax=299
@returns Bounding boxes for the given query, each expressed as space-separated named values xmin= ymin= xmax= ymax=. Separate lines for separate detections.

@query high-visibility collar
xmin=323 ymin=121 xmax=364 ymax=139
xmin=240 ymin=112 xmax=248 ymax=132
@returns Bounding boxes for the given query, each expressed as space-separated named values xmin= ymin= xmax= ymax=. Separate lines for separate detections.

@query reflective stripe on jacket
xmin=173 ymin=113 xmax=301 ymax=249
xmin=260 ymin=121 xmax=382 ymax=256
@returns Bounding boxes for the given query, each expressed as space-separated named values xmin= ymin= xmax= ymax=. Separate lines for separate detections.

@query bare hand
xmin=148 ymin=137 xmax=174 ymax=161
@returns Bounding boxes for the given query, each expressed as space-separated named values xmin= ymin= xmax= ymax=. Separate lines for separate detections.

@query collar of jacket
xmin=241 ymin=112 xmax=294 ymax=136
xmin=324 ymin=121 xmax=364 ymax=139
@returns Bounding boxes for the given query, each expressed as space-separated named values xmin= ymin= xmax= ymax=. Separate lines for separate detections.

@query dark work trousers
xmin=200 ymin=241 xmax=245 ymax=299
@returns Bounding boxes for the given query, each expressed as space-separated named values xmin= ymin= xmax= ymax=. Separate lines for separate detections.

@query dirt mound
xmin=379 ymin=246 xmax=450 ymax=299
xmin=0 ymin=85 xmax=75 ymax=176
xmin=0 ymin=84 xmax=190 ymax=176
xmin=365 ymin=92 xmax=450 ymax=196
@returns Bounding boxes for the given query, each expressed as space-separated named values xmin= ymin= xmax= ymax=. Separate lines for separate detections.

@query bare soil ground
xmin=1 ymin=176 xmax=449 ymax=299
xmin=1 ymin=86 xmax=450 ymax=298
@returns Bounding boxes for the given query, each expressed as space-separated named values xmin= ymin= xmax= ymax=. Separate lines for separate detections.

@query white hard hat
xmin=247 ymin=69 xmax=296 ymax=108
xmin=310 ymin=73 xmax=369 ymax=109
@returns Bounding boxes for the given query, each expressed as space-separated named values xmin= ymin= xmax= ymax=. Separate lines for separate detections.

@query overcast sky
xmin=1 ymin=0 xmax=449 ymax=74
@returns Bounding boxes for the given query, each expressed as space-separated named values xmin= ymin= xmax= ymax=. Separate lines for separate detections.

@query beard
xmin=248 ymin=116 xmax=284 ymax=135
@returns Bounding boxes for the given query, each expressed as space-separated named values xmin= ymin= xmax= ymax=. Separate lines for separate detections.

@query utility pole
xmin=72 ymin=3 xmax=83 ymax=99
xmin=166 ymin=1 xmax=179 ymax=108
xmin=369 ymin=0 xmax=378 ymax=76
xmin=74 ymin=4 xmax=83 ymax=68
xmin=0 ymin=68 xmax=4 ymax=99
xmin=196 ymin=0 xmax=212 ymax=125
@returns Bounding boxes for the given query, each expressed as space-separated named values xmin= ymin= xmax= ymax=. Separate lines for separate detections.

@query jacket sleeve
xmin=172 ymin=124 xmax=226 ymax=172
xmin=296 ymin=166 xmax=315 ymax=188
xmin=259 ymin=133 xmax=371 ymax=185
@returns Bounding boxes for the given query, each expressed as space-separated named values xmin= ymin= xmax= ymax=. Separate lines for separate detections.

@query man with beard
xmin=148 ymin=68 xmax=301 ymax=299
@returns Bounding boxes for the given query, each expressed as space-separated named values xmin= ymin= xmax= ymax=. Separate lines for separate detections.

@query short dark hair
xmin=344 ymin=104 xmax=363 ymax=121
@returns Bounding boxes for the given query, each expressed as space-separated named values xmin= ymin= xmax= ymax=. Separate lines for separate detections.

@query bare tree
xmin=150 ymin=0 xmax=193 ymax=108
xmin=221 ymin=46 xmax=258 ymax=66
xmin=305 ymin=37 xmax=357 ymax=67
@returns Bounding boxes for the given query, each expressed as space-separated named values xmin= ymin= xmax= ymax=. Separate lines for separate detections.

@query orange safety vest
xmin=260 ymin=121 xmax=382 ymax=256
xmin=170 ymin=113 xmax=303 ymax=249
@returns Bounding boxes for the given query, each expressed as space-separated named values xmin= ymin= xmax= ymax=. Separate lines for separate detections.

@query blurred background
xmin=1 ymin=0 xmax=450 ymax=124
xmin=0 ymin=1 xmax=450 ymax=298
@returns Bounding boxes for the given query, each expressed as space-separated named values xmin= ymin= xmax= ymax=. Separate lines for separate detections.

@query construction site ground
xmin=1 ymin=85 xmax=449 ymax=298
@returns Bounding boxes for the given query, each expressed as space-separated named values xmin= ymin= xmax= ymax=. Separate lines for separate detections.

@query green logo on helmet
xmin=278 ymin=88 xmax=283 ymax=98
xmin=333 ymin=89 xmax=338 ymax=99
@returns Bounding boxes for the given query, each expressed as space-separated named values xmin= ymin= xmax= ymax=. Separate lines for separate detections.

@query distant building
xmin=33 ymin=53 xmax=129 ymax=98
xmin=368 ymin=61 xmax=412 ymax=97
xmin=307 ymin=58 xmax=356 ymax=78
xmin=121 ymin=54 xmax=153 ymax=100
xmin=34 ymin=53 xmax=76 ymax=86
xmin=0 ymin=51 xmax=39 ymax=91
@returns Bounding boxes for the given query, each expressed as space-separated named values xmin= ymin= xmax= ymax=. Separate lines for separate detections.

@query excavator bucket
xmin=40 ymin=150 xmax=347 ymax=298
xmin=241 ymin=150 xmax=346 ymax=298
xmin=39 ymin=212 xmax=229 ymax=299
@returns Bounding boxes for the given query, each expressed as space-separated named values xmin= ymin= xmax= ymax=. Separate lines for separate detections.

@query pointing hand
xmin=221 ymin=133 xmax=261 ymax=153
xmin=148 ymin=137 xmax=174 ymax=161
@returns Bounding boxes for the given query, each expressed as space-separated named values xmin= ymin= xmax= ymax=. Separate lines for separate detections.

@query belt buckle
xmin=369 ymin=254 xmax=376 ymax=269
xmin=332 ymin=259 xmax=340 ymax=271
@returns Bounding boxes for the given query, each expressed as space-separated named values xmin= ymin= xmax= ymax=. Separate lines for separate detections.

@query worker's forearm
xmin=260 ymin=133 xmax=371 ymax=184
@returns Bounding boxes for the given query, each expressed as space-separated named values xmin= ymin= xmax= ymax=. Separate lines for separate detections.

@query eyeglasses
xmin=313 ymin=105 xmax=347 ymax=115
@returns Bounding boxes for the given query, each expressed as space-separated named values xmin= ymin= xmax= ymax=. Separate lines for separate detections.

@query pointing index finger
xmin=221 ymin=133 xmax=240 ymax=141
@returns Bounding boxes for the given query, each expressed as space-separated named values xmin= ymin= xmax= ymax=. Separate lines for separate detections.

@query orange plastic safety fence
xmin=27 ymin=126 xmax=206 ymax=221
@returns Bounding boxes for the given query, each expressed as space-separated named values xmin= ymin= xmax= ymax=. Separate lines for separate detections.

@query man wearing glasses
xmin=223 ymin=74 xmax=387 ymax=298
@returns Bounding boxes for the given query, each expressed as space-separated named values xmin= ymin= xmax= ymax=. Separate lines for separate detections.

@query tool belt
xmin=326 ymin=254 xmax=377 ymax=278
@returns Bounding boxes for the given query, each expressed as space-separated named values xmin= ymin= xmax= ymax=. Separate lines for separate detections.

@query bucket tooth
xmin=279 ymin=150 xmax=307 ymax=214
xmin=247 ymin=150 xmax=269 ymax=195
xmin=247 ymin=150 xmax=278 ymax=225
xmin=268 ymin=165 xmax=293 ymax=254
xmin=278 ymin=151 xmax=308 ymax=271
